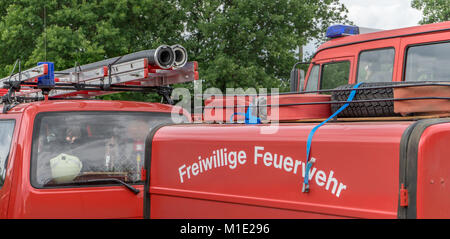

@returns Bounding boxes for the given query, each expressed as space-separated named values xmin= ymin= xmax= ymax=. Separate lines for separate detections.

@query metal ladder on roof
xmin=0 ymin=44 xmax=197 ymax=100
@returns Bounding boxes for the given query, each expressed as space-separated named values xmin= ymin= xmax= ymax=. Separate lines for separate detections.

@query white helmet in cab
xmin=50 ymin=153 xmax=83 ymax=183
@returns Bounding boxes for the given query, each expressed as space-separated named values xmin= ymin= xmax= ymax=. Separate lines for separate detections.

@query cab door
xmin=0 ymin=114 xmax=20 ymax=218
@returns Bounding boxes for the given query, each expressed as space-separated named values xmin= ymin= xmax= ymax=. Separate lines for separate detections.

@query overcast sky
xmin=304 ymin=0 xmax=424 ymax=57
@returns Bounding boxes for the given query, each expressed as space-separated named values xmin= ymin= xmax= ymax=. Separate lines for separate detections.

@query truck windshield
xmin=31 ymin=112 xmax=184 ymax=188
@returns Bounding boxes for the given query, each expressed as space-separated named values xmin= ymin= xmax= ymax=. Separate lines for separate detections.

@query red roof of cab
xmin=317 ymin=21 xmax=450 ymax=53
xmin=4 ymin=100 xmax=183 ymax=114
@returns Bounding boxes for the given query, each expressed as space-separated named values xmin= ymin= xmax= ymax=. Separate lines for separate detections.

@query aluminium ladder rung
xmin=4 ymin=60 xmax=197 ymax=99
xmin=56 ymin=58 xmax=149 ymax=84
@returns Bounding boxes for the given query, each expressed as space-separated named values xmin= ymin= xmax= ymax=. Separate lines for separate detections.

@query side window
xmin=357 ymin=48 xmax=395 ymax=83
xmin=305 ymin=65 xmax=319 ymax=91
xmin=320 ymin=61 xmax=350 ymax=89
xmin=0 ymin=120 xmax=15 ymax=187
xmin=405 ymin=42 xmax=450 ymax=82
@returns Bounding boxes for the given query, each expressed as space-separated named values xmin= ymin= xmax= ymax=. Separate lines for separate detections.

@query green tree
xmin=178 ymin=0 xmax=349 ymax=92
xmin=412 ymin=0 xmax=450 ymax=24
xmin=0 ymin=0 xmax=185 ymax=76
xmin=0 ymin=0 xmax=349 ymax=101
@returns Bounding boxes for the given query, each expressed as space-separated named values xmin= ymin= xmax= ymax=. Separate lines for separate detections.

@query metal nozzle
xmin=153 ymin=45 xmax=175 ymax=69
xmin=171 ymin=44 xmax=188 ymax=68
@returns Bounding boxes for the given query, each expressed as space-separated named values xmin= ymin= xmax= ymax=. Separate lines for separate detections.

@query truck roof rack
xmin=199 ymin=82 xmax=450 ymax=123
xmin=0 ymin=44 xmax=198 ymax=112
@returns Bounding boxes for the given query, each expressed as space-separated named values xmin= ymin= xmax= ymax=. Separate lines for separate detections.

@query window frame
xmin=30 ymin=111 xmax=176 ymax=190
xmin=0 ymin=119 xmax=16 ymax=189
xmin=356 ymin=47 xmax=396 ymax=83
xmin=402 ymin=40 xmax=450 ymax=82
xmin=319 ymin=60 xmax=351 ymax=90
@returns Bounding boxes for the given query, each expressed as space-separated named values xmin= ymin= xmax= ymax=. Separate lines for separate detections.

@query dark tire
xmin=330 ymin=82 xmax=402 ymax=117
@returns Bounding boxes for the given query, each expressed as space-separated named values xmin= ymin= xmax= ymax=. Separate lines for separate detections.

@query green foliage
xmin=412 ymin=0 xmax=450 ymax=24
xmin=178 ymin=0 xmax=349 ymax=93
xmin=0 ymin=0 xmax=349 ymax=101
xmin=0 ymin=0 xmax=185 ymax=77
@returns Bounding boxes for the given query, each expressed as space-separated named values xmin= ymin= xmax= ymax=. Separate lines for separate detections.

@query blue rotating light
xmin=326 ymin=25 xmax=360 ymax=38
xmin=37 ymin=62 xmax=55 ymax=88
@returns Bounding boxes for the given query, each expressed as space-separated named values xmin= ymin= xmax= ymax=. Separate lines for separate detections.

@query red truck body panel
xmin=148 ymin=122 xmax=416 ymax=218
xmin=0 ymin=113 xmax=22 ymax=218
xmin=416 ymin=123 xmax=450 ymax=218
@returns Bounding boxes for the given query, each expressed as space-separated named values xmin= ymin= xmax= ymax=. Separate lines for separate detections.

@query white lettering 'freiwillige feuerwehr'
xmin=177 ymin=146 xmax=347 ymax=198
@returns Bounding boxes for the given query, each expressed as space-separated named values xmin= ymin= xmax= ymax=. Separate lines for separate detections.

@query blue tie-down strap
xmin=229 ymin=103 xmax=261 ymax=124
xmin=302 ymin=82 xmax=363 ymax=193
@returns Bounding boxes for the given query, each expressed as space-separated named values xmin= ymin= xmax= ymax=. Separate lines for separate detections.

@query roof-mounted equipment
xmin=326 ymin=25 xmax=360 ymax=38
xmin=171 ymin=44 xmax=188 ymax=69
xmin=0 ymin=44 xmax=198 ymax=111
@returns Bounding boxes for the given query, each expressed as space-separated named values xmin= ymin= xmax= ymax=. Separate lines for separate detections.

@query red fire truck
xmin=146 ymin=21 xmax=450 ymax=219
xmin=0 ymin=21 xmax=448 ymax=219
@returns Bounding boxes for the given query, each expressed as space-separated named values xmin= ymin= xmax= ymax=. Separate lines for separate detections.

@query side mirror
xmin=290 ymin=68 xmax=305 ymax=92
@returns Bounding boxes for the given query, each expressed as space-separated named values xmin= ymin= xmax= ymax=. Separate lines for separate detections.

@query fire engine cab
xmin=0 ymin=45 xmax=197 ymax=218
